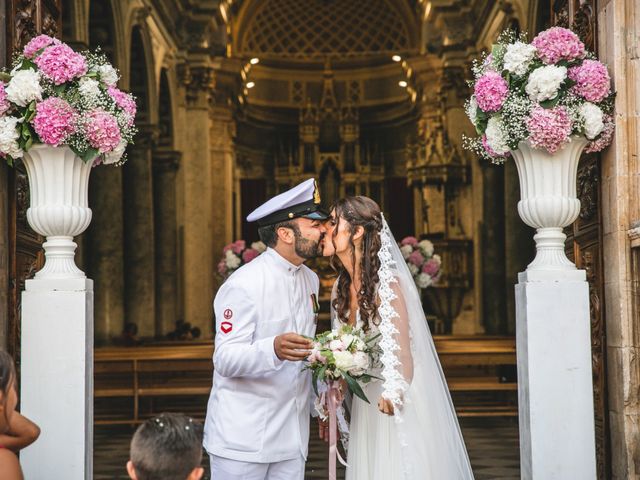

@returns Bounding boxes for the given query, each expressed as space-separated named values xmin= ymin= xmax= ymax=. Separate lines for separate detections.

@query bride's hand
xmin=378 ymin=397 xmax=395 ymax=416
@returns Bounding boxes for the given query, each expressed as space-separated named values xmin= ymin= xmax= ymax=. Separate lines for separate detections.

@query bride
xmin=321 ymin=196 xmax=474 ymax=480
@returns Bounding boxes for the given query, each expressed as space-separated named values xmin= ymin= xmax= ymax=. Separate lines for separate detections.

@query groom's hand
xmin=274 ymin=333 xmax=313 ymax=361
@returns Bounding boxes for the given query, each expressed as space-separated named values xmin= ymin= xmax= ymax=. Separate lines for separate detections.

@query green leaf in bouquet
xmin=0 ymin=72 xmax=11 ymax=82
xmin=540 ymin=96 xmax=561 ymax=109
xmin=53 ymin=84 xmax=66 ymax=96
xmin=312 ymin=373 xmax=320 ymax=398
xmin=5 ymin=155 xmax=14 ymax=167
xmin=19 ymin=59 xmax=37 ymax=71
xmin=344 ymin=373 xmax=369 ymax=404
xmin=78 ymin=147 xmax=100 ymax=163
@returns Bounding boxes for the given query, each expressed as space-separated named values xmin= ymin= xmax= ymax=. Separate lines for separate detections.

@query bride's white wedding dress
xmin=331 ymin=217 xmax=474 ymax=480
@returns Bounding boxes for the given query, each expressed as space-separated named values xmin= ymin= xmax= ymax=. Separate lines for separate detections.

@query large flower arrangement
xmin=0 ymin=35 xmax=137 ymax=166
xmin=463 ymin=27 xmax=615 ymax=163
xmin=217 ymin=240 xmax=267 ymax=279
xmin=399 ymin=236 xmax=441 ymax=289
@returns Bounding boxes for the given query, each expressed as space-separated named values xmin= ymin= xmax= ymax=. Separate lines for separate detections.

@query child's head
xmin=0 ymin=350 xmax=17 ymax=433
xmin=127 ymin=413 xmax=204 ymax=480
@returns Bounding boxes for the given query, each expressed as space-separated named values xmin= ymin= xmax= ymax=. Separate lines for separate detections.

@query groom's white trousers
xmin=209 ymin=454 xmax=305 ymax=480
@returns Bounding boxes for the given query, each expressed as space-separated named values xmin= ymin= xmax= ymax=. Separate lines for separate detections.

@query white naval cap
xmin=247 ymin=178 xmax=329 ymax=226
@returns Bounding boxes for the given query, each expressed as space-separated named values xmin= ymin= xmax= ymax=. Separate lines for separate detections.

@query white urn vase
xmin=22 ymin=144 xmax=93 ymax=279
xmin=511 ymin=136 xmax=589 ymax=273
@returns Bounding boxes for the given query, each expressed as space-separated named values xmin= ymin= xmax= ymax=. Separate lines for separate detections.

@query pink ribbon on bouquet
xmin=321 ymin=381 xmax=348 ymax=480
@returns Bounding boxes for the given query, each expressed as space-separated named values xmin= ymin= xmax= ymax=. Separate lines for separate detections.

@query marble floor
xmin=94 ymin=417 xmax=519 ymax=479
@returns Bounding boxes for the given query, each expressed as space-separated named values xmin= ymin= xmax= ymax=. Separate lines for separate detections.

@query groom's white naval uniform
xmin=204 ymin=179 xmax=327 ymax=479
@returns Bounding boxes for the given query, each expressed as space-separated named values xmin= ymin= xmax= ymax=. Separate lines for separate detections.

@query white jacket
xmin=203 ymin=248 xmax=319 ymax=463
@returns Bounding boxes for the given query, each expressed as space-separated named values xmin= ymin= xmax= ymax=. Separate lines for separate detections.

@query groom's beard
xmin=293 ymin=229 xmax=324 ymax=259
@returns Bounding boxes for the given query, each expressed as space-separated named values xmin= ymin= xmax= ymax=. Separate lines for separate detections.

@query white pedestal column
xmin=20 ymin=277 xmax=94 ymax=479
xmin=516 ymin=270 xmax=596 ymax=480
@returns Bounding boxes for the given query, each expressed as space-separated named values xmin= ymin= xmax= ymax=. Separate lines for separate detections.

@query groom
xmin=203 ymin=178 xmax=328 ymax=480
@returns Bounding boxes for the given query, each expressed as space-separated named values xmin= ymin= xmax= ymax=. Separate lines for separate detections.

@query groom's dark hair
xmin=129 ymin=413 xmax=202 ymax=480
xmin=258 ymin=219 xmax=297 ymax=247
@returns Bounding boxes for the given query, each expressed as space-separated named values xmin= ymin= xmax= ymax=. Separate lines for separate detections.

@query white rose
xmin=6 ymin=69 xmax=42 ymax=107
xmin=224 ymin=249 xmax=241 ymax=269
xmin=504 ymin=41 xmax=536 ymax=76
xmin=334 ymin=351 xmax=356 ymax=371
xmin=579 ymin=102 xmax=604 ymax=140
xmin=415 ymin=272 xmax=433 ymax=289
xmin=329 ymin=339 xmax=345 ymax=352
xmin=408 ymin=263 xmax=419 ymax=276
xmin=102 ymin=139 xmax=127 ymax=165
xmin=0 ymin=116 xmax=23 ymax=159
xmin=251 ymin=241 xmax=267 ymax=253
xmin=432 ymin=254 xmax=442 ymax=266
xmin=78 ymin=77 xmax=102 ymax=104
xmin=418 ymin=239 xmax=434 ymax=257
xmin=97 ymin=64 xmax=119 ymax=86
xmin=350 ymin=351 xmax=370 ymax=376
xmin=525 ymin=65 xmax=567 ymax=103
xmin=485 ymin=116 xmax=510 ymax=155
xmin=340 ymin=334 xmax=356 ymax=349
xmin=466 ymin=96 xmax=478 ymax=125
xmin=400 ymin=245 xmax=413 ymax=259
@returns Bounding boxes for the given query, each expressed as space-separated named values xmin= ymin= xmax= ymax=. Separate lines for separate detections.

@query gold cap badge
xmin=313 ymin=180 xmax=321 ymax=204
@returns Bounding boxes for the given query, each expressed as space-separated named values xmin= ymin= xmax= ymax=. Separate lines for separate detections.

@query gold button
xmin=288 ymin=212 xmax=294 ymax=218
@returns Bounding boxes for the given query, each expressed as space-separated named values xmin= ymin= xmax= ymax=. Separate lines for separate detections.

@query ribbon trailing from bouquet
xmin=320 ymin=381 xmax=348 ymax=480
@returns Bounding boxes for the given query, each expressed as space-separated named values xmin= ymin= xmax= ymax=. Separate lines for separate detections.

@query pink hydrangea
xmin=585 ymin=114 xmax=615 ymax=153
xmin=401 ymin=236 xmax=418 ymax=246
xmin=422 ymin=258 xmax=441 ymax=277
xmin=481 ymin=135 xmax=511 ymax=158
xmin=474 ymin=71 xmax=509 ymax=112
xmin=408 ymin=250 xmax=425 ymax=267
xmin=0 ymin=83 xmax=9 ymax=115
xmin=107 ymin=86 xmax=137 ymax=123
xmin=84 ymin=110 xmax=121 ymax=153
xmin=532 ymin=27 xmax=585 ymax=64
xmin=232 ymin=240 xmax=246 ymax=254
xmin=242 ymin=248 xmax=259 ymax=263
xmin=32 ymin=98 xmax=77 ymax=146
xmin=23 ymin=34 xmax=60 ymax=59
xmin=568 ymin=60 xmax=611 ymax=103
xmin=525 ymin=105 xmax=572 ymax=154
xmin=34 ymin=43 xmax=87 ymax=85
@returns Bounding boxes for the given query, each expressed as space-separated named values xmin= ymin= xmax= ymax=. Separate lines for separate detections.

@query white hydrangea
xmin=224 ymin=249 xmax=241 ymax=269
xmin=407 ymin=263 xmax=419 ymax=277
xmin=525 ymin=65 xmax=567 ymax=103
xmin=465 ymin=96 xmax=479 ymax=126
xmin=97 ymin=64 xmax=119 ymax=86
xmin=503 ymin=41 xmax=537 ymax=76
xmin=415 ymin=273 xmax=433 ymax=289
xmin=78 ymin=77 xmax=102 ymax=104
xmin=579 ymin=102 xmax=604 ymax=140
xmin=0 ymin=116 xmax=23 ymax=159
xmin=400 ymin=245 xmax=413 ymax=259
xmin=251 ymin=241 xmax=267 ymax=253
xmin=6 ymin=69 xmax=42 ymax=107
xmin=485 ymin=116 xmax=511 ymax=155
xmin=432 ymin=254 xmax=442 ymax=266
xmin=418 ymin=239 xmax=434 ymax=257
xmin=103 ymin=139 xmax=127 ymax=165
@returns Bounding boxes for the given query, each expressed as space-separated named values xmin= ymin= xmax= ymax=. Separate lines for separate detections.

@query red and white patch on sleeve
xmin=220 ymin=321 xmax=233 ymax=334
xmin=223 ymin=309 xmax=233 ymax=320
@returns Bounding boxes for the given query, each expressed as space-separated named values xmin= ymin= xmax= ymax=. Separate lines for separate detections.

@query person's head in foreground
xmin=127 ymin=413 xmax=204 ymax=480
xmin=0 ymin=349 xmax=22 ymax=479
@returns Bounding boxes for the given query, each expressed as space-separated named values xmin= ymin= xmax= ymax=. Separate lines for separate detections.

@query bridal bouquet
xmin=0 ymin=34 xmax=137 ymax=166
xmin=399 ymin=236 xmax=441 ymax=289
xmin=463 ymin=27 xmax=615 ymax=163
xmin=305 ymin=324 xmax=379 ymax=405
xmin=217 ymin=240 xmax=266 ymax=279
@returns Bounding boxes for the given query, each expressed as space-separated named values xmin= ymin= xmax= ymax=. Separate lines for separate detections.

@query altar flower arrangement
xmin=0 ymin=34 xmax=137 ymax=166
xmin=399 ymin=236 xmax=441 ymax=289
xmin=463 ymin=27 xmax=615 ymax=163
xmin=217 ymin=240 xmax=267 ymax=279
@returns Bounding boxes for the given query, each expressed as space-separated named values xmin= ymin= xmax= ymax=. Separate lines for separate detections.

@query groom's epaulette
xmin=246 ymin=178 xmax=329 ymax=226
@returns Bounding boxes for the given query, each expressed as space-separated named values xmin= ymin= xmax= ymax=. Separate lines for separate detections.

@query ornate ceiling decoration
xmin=236 ymin=0 xmax=417 ymax=61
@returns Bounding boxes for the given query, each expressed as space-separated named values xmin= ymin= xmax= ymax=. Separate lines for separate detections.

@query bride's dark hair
xmin=330 ymin=196 xmax=383 ymax=332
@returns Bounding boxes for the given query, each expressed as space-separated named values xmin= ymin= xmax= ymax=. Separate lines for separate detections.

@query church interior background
xmin=1 ymin=0 xmax=639 ymax=478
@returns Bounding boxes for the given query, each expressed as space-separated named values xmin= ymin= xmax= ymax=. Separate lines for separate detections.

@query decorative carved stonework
xmin=572 ymin=3 xmax=596 ymax=51
xmin=178 ymin=64 xmax=216 ymax=104
xmin=13 ymin=0 xmax=37 ymax=51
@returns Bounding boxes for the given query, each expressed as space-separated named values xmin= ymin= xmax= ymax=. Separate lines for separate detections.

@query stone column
xmin=177 ymin=63 xmax=215 ymax=337
xmin=123 ymin=125 xmax=158 ymax=338
xmin=152 ymin=149 xmax=181 ymax=337
xmin=86 ymin=166 xmax=124 ymax=344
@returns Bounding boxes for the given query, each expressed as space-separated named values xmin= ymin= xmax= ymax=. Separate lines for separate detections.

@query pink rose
xmin=408 ymin=250 xmax=425 ymax=267
xmin=232 ymin=240 xmax=246 ymax=254
xmin=217 ymin=260 xmax=227 ymax=275
xmin=422 ymin=258 xmax=440 ymax=277
xmin=222 ymin=243 xmax=234 ymax=253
